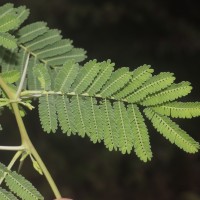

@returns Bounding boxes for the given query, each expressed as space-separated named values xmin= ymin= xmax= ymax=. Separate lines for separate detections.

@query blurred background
xmin=1 ymin=0 xmax=200 ymax=199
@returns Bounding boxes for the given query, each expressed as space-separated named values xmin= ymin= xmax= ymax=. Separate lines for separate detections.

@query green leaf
xmin=0 ymin=4 xmax=14 ymax=18
xmin=54 ymin=60 xmax=79 ymax=92
xmin=39 ymin=95 xmax=57 ymax=133
xmin=113 ymin=64 xmax=154 ymax=99
xmin=71 ymin=59 xmax=101 ymax=94
xmin=86 ymin=60 xmax=114 ymax=95
xmin=86 ymin=97 xmax=104 ymax=143
xmin=0 ymin=162 xmax=44 ymax=200
xmin=0 ymin=32 xmax=17 ymax=49
xmin=144 ymin=108 xmax=200 ymax=153
xmin=0 ymin=162 xmax=7 ymax=177
xmin=27 ymin=58 xmax=41 ymax=90
xmin=0 ymin=99 xmax=9 ymax=107
xmin=34 ymin=39 xmax=73 ymax=59
xmin=0 ymin=48 xmax=18 ymax=73
xmin=26 ymin=29 xmax=61 ymax=52
xmin=128 ymin=104 xmax=152 ymax=162
xmin=1 ymin=70 xmax=20 ymax=83
xmin=0 ymin=2 xmax=199 ymax=162
xmin=99 ymin=67 xmax=132 ymax=98
xmin=17 ymin=22 xmax=48 ymax=44
xmin=126 ymin=72 xmax=175 ymax=103
xmin=70 ymin=95 xmax=88 ymax=137
xmin=142 ymin=81 xmax=192 ymax=106
xmin=0 ymin=187 xmax=18 ymax=200
xmin=5 ymin=171 xmax=44 ymax=200
xmin=33 ymin=64 xmax=51 ymax=90
xmin=45 ymin=48 xmax=87 ymax=66
xmin=56 ymin=95 xmax=76 ymax=135
xmin=0 ymin=14 xmax=20 ymax=32
xmin=152 ymin=101 xmax=200 ymax=118
xmin=100 ymin=99 xmax=119 ymax=151
xmin=14 ymin=6 xmax=30 ymax=27
xmin=63 ymin=48 xmax=86 ymax=63
xmin=114 ymin=101 xmax=133 ymax=154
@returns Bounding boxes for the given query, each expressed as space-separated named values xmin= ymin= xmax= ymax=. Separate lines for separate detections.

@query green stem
xmin=0 ymin=145 xmax=25 ymax=151
xmin=0 ymin=76 xmax=62 ymax=199
xmin=16 ymin=53 xmax=30 ymax=98
xmin=0 ymin=76 xmax=15 ymax=99
xmin=7 ymin=151 xmax=22 ymax=170
xmin=20 ymin=89 xmax=130 ymax=104
xmin=12 ymin=103 xmax=62 ymax=198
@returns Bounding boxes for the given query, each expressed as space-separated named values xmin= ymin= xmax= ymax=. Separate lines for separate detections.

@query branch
xmin=16 ymin=53 xmax=30 ymax=98
xmin=11 ymin=102 xmax=62 ymax=199
xmin=0 ymin=145 xmax=25 ymax=151
xmin=0 ymin=76 xmax=15 ymax=99
xmin=0 ymin=74 xmax=62 ymax=199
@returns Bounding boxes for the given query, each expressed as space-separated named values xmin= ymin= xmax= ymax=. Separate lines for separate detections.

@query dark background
xmin=1 ymin=0 xmax=200 ymax=199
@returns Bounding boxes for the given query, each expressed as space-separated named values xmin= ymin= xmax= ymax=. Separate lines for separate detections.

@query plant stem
xmin=0 ymin=76 xmax=62 ymax=199
xmin=0 ymin=76 xmax=15 ymax=99
xmin=0 ymin=145 xmax=25 ymax=151
xmin=11 ymin=102 xmax=62 ymax=199
xmin=16 ymin=53 xmax=30 ymax=98
xmin=7 ymin=151 xmax=22 ymax=170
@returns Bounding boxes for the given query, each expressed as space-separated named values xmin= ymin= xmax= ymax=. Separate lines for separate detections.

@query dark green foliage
xmin=0 ymin=3 xmax=200 ymax=163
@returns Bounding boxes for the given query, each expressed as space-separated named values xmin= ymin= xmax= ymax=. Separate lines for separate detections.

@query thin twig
xmin=0 ymin=145 xmax=25 ymax=151
xmin=12 ymin=102 xmax=62 ymax=198
xmin=16 ymin=53 xmax=30 ymax=98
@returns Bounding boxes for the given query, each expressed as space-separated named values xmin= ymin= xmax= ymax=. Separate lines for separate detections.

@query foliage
xmin=0 ymin=162 xmax=44 ymax=200
xmin=0 ymin=2 xmax=200 ymax=199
